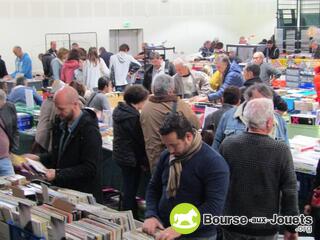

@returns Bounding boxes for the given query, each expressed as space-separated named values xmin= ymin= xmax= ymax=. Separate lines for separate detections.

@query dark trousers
xmin=314 ymin=213 xmax=320 ymax=240
xmin=312 ymin=207 xmax=320 ymax=239
xmin=222 ymin=229 xmax=277 ymax=240
xmin=120 ymin=165 xmax=141 ymax=218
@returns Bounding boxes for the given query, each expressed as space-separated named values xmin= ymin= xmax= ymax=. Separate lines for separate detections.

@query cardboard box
xmin=294 ymin=100 xmax=318 ymax=112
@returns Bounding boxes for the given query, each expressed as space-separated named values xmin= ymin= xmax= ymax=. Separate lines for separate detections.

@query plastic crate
xmin=17 ymin=113 xmax=33 ymax=131
xmin=299 ymin=82 xmax=314 ymax=89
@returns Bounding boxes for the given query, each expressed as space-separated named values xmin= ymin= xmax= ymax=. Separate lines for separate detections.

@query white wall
xmin=0 ymin=0 xmax=277 ymax=73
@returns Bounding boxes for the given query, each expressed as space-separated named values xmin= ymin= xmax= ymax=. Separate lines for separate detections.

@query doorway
xmin=109 ymin=29 xmax=144 ymax=56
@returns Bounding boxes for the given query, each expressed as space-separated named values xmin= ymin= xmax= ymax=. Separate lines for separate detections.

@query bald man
xmin=252 ymin=52 xmax=281 ymax=84
xmin=8 ymin=46 xmax=32 ymax=79
xmin=26 ymin=86 xmax=102 ymax=197
xmin=47 ymin=41 xmax=57 ymax=57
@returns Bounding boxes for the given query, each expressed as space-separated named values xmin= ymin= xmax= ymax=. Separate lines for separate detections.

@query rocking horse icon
xmin=172 ymin=208 xmax=198 ymax=229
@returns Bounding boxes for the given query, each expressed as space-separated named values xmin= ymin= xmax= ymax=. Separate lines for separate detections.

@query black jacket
xmin=99 ymin=51 xmax=113 ymax=68
xmin=47 ymin=48 xmax=57 ymax=57
xmin=40 ymin=109 xmax=102 ymax=195
xmin=0 ymin=102 xmax=19 ymax=153
xmin=41 ymin=53 xmax=55 ymax=77
xmin=143 ymin=61 xmax=176 ymax=92
xmin=0 ymin=57 xmax=8 ymax=78
xmin=112 ymin=102 xmax=148 ymax=168
xmin=314 ymin=160 xmax=320 ymax=191
xmin=263 ymin=46 xmax=280 ymax=59
xmin=241 ymin=77 xmax=288 ymax=112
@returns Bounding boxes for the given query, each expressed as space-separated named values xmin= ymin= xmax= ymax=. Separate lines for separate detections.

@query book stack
xmin=65 ymin=217 xmax=123 ymax=239
xmin=75 ymin=203 xmax=136 ymax=232
xmin=0 ymin=189 xmax=155 ymax=240
xmin=2 ymin=183 xmax=96 ymax=205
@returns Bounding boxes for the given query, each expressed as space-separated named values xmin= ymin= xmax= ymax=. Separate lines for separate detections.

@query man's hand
xmin=155 ymin=227 xmax=181 ymax=240
xmin=142 ymin=217 xmax=164 ymax=236
xmin=3 ymin=75 xmax=12 ymax=81
xmin=22 ymin=154 xmax=40 ymax=161
xmin=45 ymin=169 xmax=56 ymax=181
xmin=284 ymin=231 xmax=298 ymax=240
xmin=191 ymin=96 xmax=209 ymax=103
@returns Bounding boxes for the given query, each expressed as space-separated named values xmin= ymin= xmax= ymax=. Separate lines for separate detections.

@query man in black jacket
xmin=143 ymin=52 xmax=176 ymax=92
xmin=242 ymin=63 xmax=288 ymax=113
xmin=0 ymin=55 xmax=8 ymax=79
xmin=263 ymin=40 xmax=280 ymax=60
xmin=0 ymin=89 xmax=18 ymax=176
xmin=47 ymin=41 xmax=57 ymax=57
xmin=26 ymin=86 xmax=102 ymax=197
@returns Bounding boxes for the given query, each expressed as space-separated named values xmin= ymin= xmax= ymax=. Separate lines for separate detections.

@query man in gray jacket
xmin=253 ymin=52 xmax=281 ymax=84
xmin=173 ymin=57 xmax=211 ymax=99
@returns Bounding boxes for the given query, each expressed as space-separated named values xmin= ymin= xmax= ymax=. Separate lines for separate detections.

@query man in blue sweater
xmin=8 ymin=76 xmax=42 ymax=106
xmin=9 ymin=46 xmax=32 ymax=79
xmin=143 ymin=113 xmax=229 ymax=240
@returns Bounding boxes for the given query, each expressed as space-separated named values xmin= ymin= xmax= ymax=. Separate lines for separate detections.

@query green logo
xmin=169 ymin=203 xmax=201 ymax=234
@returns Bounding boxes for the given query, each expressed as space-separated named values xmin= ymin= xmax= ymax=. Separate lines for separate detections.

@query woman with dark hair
xmin=112 ymin=85 xmax=149 ymax=218
xmin=83 ymin=47 xmax=110 ymax=90
xmin=60 ymin=49 xmax=80 ymax=84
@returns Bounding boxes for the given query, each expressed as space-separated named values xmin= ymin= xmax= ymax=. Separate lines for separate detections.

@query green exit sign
xmin=123 ymin=21 xmax=131 ymax=28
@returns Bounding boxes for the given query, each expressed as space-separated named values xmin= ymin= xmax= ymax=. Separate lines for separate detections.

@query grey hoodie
xmin=109 ymin=51 xmax=141 ymax=86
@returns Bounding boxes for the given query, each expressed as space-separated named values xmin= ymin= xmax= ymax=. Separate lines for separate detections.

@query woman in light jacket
xmin=83 ymin=47 xmax=110 ymax=91
xmin=51 ymin=48 xmax=69 ymax=80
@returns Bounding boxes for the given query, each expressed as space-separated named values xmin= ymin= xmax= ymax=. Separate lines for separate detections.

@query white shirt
xmin=83 ymin=58 xmax=110 ymax=90
xmin=151 ymin=61 xmax=166 ymax=88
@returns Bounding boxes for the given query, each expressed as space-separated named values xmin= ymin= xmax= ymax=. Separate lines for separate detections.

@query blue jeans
xmin=0 ymin=157 xmax=15 ymax=176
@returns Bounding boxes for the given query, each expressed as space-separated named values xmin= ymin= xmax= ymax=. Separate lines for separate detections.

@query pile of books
xmin=123 ymin=229 xmax=156 ymax=240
